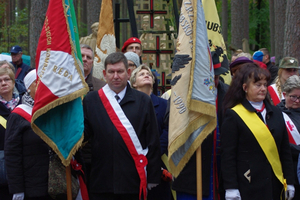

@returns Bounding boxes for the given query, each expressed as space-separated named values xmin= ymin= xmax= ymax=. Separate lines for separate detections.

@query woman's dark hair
xmin=223 ymin=63 xmax=270 ymax=111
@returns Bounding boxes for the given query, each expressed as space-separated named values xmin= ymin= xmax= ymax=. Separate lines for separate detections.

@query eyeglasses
xmin=289 ymin=95 xmax=300 ymax=102
xmin=0 ymin=78 xmax=12 ymax=84
xmin=128 ymin=63 xmax=136 ymax=67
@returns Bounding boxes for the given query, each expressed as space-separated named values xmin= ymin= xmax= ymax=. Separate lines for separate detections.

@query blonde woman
xmin=130 ymin=65 xmax=172 ymax=200
xmin=268 ymin=57 xmax=299 ymax=106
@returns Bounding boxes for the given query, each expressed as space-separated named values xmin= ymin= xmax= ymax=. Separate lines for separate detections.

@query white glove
xmin=13 ymin=192 xmax=24 ymax=200
xmin=225 ymin=189 xmax=241 ymax=200
xmin=147 ymin=183 xmax=158 ymax=190
xmin=286 ymin=185 xmax=295 ymax=200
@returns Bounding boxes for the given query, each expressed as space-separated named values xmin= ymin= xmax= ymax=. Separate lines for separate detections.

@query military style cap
xmin=279 ymin=57 xmax=299 ymax=69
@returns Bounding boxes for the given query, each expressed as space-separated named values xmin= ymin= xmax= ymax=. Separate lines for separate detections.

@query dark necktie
xmin=115 ymin=95 xmax=120 ymax=103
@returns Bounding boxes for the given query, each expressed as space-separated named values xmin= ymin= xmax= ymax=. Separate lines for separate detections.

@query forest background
xmin=0 ymin=0 xmax=299 ymax=68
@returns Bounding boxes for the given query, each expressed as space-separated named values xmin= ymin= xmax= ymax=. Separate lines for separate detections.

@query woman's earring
xmin=27 ymin=89 xmax=31 ymax=93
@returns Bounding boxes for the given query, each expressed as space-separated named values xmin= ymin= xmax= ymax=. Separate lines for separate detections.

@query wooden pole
xmin=196 ymin=146 xmax=202 ymax=200
xmin=66 ymin=164 xmax=72 ymax=200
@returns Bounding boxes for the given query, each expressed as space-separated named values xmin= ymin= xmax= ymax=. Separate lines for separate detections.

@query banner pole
xmin=66 ymin=164 xmax=72 ymax=200
xmin=196 ymin=146 xmax=202 ymax=200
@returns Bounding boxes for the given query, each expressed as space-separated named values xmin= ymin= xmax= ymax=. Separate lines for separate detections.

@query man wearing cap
xmin=252 ymin=50 xmax=267 ymax=70
xmin=268 ymin=57 xmax=300 ymax=106
xmin=260 ymin=48 xmax=278 ymax=84
xmin=10 ymin=45 xmax=30 ymax=81
xmin=122 ymin=37 xmax=142 ymax=57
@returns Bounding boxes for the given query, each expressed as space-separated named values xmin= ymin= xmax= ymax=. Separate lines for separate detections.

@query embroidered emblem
xmin=244 ymin=169 xmax=251 ymax=183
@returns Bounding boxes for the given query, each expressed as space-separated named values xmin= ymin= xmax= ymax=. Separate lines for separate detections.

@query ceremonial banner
xmin=32 ymin=0 xmax=88 ymax=166
xmin=168 ymin=0 xmax=217 ymax=177
xmin=93 ymin=0 xmax=116 ymax=80
xmin=203 ymin=0 xmax=231 ymax=85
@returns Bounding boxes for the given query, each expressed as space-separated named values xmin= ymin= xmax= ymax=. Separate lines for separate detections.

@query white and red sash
xmin=98 ymin=85 xmax=148 ymax=200
xmin=282 ymin=112 xmax=300 ymax=145
xmin=12 ymin=104 xmax=32 ymax=122
xmin=268 ymin=84 xmax=282 ymax=106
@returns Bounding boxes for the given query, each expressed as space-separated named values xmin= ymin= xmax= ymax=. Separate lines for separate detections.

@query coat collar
xmin=119 ymin=83 xmax=136 ymax=106
xmin=241 ymin=98 xmax=273 ymax=116
xmin=150 ymin=93 xmax=159 ymax=107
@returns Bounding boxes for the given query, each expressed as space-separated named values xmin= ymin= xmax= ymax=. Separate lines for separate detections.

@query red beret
xmin=121 ymin=37 xmax=141 ymax=52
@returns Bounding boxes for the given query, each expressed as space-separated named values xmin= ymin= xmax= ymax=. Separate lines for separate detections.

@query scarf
xmin=22 ymin=92 xmax=34 ymax=108
xmin=0 ymin=92 xmax=20 ymax=110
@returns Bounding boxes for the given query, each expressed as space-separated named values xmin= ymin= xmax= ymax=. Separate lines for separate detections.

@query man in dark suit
xmin=80 ymin=44 xmax=106 ymax=91
xmin=83 ymin=52 xmax=161 ymax=200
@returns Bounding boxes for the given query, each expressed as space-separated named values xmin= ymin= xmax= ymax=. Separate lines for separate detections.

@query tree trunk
xmin=86 ymin=0 xmax=101 ymax=35
xmin=221 ymin=0 xmax=228 ymax=44
xmin=269 ymin=0 xmax=275 ymax=56
xmin=10 ymin=0 xmax=15 ymax=25
xmin=283 ymin=0 xmax=300 ymax=59
xmin=231 ymin=0 xmax=244 ymax=51
xmin=29 ymin=0 xmax=49 ymax=68
xmin=274 ymin=0 xmax=286 ymax=65
xmin=18 ymin=0 xmax=27 ymax=10
xmin=243 ymin=0 xmax=249 ymax=41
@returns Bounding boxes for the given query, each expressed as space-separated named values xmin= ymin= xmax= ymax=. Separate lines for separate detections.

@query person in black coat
xmin=221 ymin=63 xmax=295 ymax=200
xmin=277 ymin=75 xmax=300 ymax=199
xmin=5 ymin=70 xmax=52 ymax=200
xmin=83 ymin=52 xmax=161 ymax=200
xmin=0 ymin=67 xmax=21 ymax=200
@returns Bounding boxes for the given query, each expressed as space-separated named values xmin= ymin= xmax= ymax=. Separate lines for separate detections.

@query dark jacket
xmin=150 ymin=93 xmax=168 ymax=155
xmin=0 ymin=100 xmax=21 ymax=200
xmin=0 ymin=103 xmax=14 ymax=151
xmin=277 ymin=100 xmax=300 ymax=199
xmin=11 ymin=62 xmax=31 ymax=81
xmin=221 ymin=99 xmax=294 ymax=200
xmin=83 ymin=85 xmax=161 ymax=195
xmin=81 ymin=73 xmax=106 ymax=164
xmin=172 ymin=81 xmax=229 ymax=197
xmin=5 ymin=110 xmax=50 ymax=197
xmin=266 ymin=61 xmax=278 ymax=84
xmin=85 ymin=73 xmax=106 ymax=92
xmin=148 ymin=94 xmax=170 ymax=200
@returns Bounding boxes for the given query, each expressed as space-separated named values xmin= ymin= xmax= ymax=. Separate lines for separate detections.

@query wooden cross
xmin=143 ymin=36 xmax=173 ymax=67
xmin=157 ymin=71 xmax=171 ymax=95
xmin=136 ymin=0 xmax=168 ymax=28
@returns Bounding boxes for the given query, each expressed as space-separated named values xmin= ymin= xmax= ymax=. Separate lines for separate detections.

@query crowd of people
xmin=0 ymin=40 xmax=300 ymax=200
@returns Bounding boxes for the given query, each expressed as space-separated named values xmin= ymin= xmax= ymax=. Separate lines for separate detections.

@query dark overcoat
xmin=172 ymin=81 xmax=229 ymax=197
xmin=148 ymin=93 xmax=170 ymax=200
xmin=5 ymin=111 xmax=50 ymax=197
xmin=221 ymin=99 xmax=294 ymax=200
xmin=83 ymin=85 xmax=161 ymax=195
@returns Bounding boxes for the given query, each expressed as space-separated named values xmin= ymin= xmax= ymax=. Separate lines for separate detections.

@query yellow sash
xmin=232 ymin=103 xmax=287 ymax=190
xmin=0 ymin=115 xmax=6 ymax=129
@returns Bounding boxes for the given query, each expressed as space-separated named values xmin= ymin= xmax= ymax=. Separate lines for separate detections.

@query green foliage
xmin=249 ymin=0 xmax=270 ymax=50
xmin=0 ymin=5 xmax=29 ymax=55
